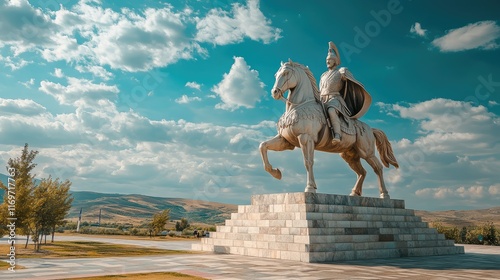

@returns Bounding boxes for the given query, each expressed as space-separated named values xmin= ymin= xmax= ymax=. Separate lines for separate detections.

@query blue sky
xmin=0 ymin=0 xmax=499 ymax=211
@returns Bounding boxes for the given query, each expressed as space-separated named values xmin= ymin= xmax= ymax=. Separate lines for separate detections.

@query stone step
xmin=201 ymin=233 xmax=448 ymax=248
xmin=306 ymin=227 xmax=437 ymax=235
xmin=231 ymin=212 xmax=421 ymax=222
xmin=307 ymin=240 xmax=456 ymax=252
xmin=238 ymin=204 xmax=415 ymax=216
xmin=211 ymin=229 xmax=443 ymax=242
xmin=223 ymin=220 xmax=430 ymax=229
xmin=192 ymin=244 xmax=464 ymax=262
xmin=309 ymin=245 xmax=465 ymax=262
xmin=250 ymin=193 xmax=405 ymax=209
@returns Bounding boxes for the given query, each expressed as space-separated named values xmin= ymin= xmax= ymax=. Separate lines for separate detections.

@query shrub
xmin=207 ymin=226 xmax=216 ymax=232
xmin=433 ymin=221 xmax=498 ymax=246
xmin=432 ymin=222 xmax=460 ymax=243
xmin=64 ymin=222 xmax=78 ymax=230
xmin=129 ymin=228 xmax=139 ymax=236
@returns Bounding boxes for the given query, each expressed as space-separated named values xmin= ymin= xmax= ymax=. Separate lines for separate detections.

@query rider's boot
xmin=328 ymin=109 xmax=342 ymax=143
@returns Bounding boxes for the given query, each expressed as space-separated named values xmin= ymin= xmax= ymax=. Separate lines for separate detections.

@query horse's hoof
xmin=349 ymin=192 xmax=360 ymax=197
xmin=380 ymin=193 xmax=390 ymax=199
xmin=305 ymin=186 xmax=316 ymax=193
xmin=271 ymin=169 xmax=282 ymax=180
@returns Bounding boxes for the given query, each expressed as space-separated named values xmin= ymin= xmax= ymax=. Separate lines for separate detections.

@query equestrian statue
xmin=259 ymin=41 xmax=399 ymax=198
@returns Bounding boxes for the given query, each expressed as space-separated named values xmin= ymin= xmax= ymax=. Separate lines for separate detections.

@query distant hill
xmin=0 ymin=174 xmax=236 ymax=225
xmin=68 ymin=191 xmax=237 ymax=225
xmin=416 ymin=207 xmax=500 ymax=228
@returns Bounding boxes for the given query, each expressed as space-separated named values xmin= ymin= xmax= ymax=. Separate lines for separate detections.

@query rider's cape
xmin=341 ymin=67 xmax=372 ymax=119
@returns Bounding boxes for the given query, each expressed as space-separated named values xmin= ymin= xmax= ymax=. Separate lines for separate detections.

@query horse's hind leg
xmin=341 ymin=150 xmax=366 ymax=196
xmin=365 ymin=156 xmax=390 ymax=199
xmin=259 ymin=134 xmax=294 ymax=180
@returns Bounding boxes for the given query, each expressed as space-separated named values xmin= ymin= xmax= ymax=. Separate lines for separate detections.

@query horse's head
xmin=271 ymin=60 xmax=298 ymax=100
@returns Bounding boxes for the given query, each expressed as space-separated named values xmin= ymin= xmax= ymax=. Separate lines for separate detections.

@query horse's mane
xmin=287 ymin=61 xmax=321 ymax=102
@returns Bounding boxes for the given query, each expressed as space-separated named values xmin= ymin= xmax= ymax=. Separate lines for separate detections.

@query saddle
xmin=339 ymin=114 xmax=356 ymax=135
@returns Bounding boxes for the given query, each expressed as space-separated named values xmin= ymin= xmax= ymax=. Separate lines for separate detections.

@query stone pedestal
xmin=192 ymin=193 xmax=464 ymax=262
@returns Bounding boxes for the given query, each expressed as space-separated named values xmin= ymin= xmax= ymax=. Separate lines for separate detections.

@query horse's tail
xmin=373 ymin=128 xmax=399 ymax=169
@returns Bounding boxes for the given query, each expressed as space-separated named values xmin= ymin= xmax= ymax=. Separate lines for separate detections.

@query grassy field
xmin=57 ymin=231 xmax=197 ymax=241
xmin=0 ymin=241 xmax=194 ymax=259
xmin=67 ymin=272 xmax=208 ymax=280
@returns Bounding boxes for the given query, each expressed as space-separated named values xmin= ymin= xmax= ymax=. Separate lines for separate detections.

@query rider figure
xmin=320 ymin=41 xmax=372 ymax=144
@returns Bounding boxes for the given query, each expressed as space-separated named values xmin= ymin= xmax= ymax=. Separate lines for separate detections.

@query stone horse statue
xmin=259 ymin=60 xmax=399 ymax=198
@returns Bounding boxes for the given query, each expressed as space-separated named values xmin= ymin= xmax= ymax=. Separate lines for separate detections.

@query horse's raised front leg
xmin=259 ymin=134 xmax=294 ymax=180
xmin=297 ymin=133 xmax=316 ymax=193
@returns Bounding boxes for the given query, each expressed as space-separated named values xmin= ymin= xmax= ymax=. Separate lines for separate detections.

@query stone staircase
xmin=192 ymin=192 xmax=464 ymax=262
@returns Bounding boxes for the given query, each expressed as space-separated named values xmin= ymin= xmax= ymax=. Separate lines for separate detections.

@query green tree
xmin=43 ymin=177 xmax=73 ymax=242
xmin=175 ymin=218 xmax=190 ymax=231
xmin=30 ymin=182 xmax=51 ymax=251
xmin=29 ymin=177 xmax=73 ymax=251
xmin=0 ymin=143 xmax=38 ymax=248
xmin=150 ymin=209 xmax=170 ymax=236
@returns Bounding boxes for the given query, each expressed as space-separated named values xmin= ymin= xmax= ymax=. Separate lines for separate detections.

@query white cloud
xmin=0 ymin=55 xmax=30 ymax=70
xmin=386 ymin=168 xmax=402 ymax=184
xmin=75 ymin=65 xmax=113 ymax=80
xmin=185 ymin=81 xmax=201 ymax=90
xmin=432 ymin=21 xmax=500 ymax=52
xmin=456 ymin=155 xmax=469 ymax=163
xmin=39 ymin=77 xmax=119 ymax=107
xmin=19 ymin=78 xmax=35 ymax=88
xmin=195 ymin=0 xmax=282 ymax=45
xmin=390 ymin=98 xmax=498 ymax=141
xmin=175 ymin=94 xmax=202 ymax=104
xmin=416 ymin=186 xmax=485 ymax=199
xmin=0 ymin=92 xmax=278 ymax=201
xmin=86 ymin=6 xmax=205 ymax=71
xmin=0 ymin=98 xmax=46 ymax=116
xmin=0 ymin=0 xmax=280 ymax=74
xmin=0 ymin=102 xmax=80 ymax=147
xmin=379 ymin=98 xmax=500 ymax=209
xmin=410 ymin=22 xmax=427 ymax=37
xmin=489 ymin=184 xmax=500 ymax=196
xmin=54 ymin=2 xmax=207 ymax=72
xmin=388 ymin=98 xmax=500 ymax=154
xmin=0 ymin=0 xmax=58 ymax=54
xmin=53 ymin=68 xmax=64 ymax=78
xmin=0 ymin=1 xmax=206 ymax=72
xmin=212 ymin=56 xmax=265 ymax=111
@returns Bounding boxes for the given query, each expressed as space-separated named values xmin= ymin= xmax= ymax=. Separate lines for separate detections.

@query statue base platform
xmin=192 ymin=192 xmax=464 ymax=262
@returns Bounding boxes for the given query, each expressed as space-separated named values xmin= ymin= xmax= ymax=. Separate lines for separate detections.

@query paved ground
xmin=1 ymin=236 xmax=499 ymax=279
